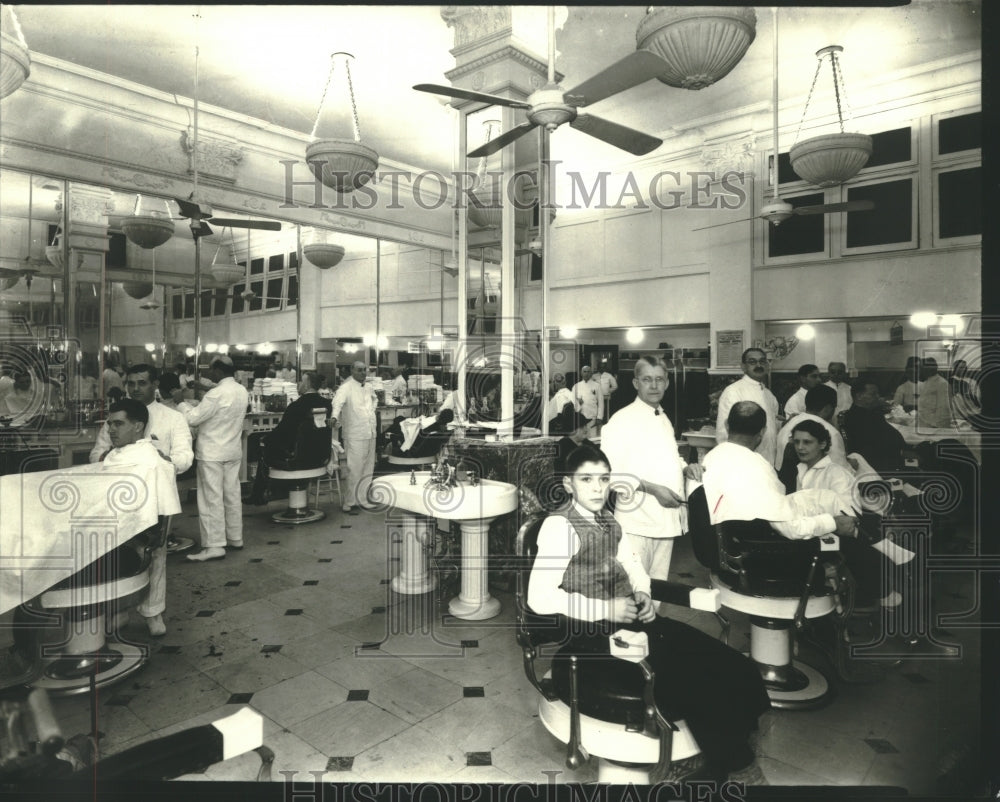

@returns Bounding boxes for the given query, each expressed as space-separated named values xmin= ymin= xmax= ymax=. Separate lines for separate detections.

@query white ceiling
xmin=10 ymin=3 xmax=982 ymax=176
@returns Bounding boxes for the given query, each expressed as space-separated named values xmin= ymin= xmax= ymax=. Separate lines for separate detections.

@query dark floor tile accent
xmin=359 ymin=642 xmax=380 ymax=651
xmin=371 ymin=606 xmax=386 ymax=614
xmin=285 ymin=609 xmax=304 ymax=616
xmin=228 ymin=693 xmax=254 ymax=704
xmin=261 ymin=645 xmax=283 ymax=654
xmin=463 ymin=687 xmax=485 ymax=698
xmin=224 ymin=581 xmax=242 ymax=587
xmin=340 ymin=525 xmax=352 ymax=529
xmin=196 ymin=610 xmax=216 ymax=618
xmin=318 ymin=558 xmax=333 ymax=563
xmin=249 ymin=558 xmax=263 ymax=563
xmin=379 ymin=579 xmax=390 ymax=585
xmin=461 ymin=640 xmax=479 ymax=649
xmin=902 ymin=672 xmax=930 ymax=683
xmin=330 ymin=540 xmax=343 ymax=544
xmin=389 ymin=556 xmax=399 ymax=562
xmin=157 ymin=645 xmax=182 ymax=655
xmin=326 ymin=756 xmax=355 ymax=772
xmin=303 ymin=580 xmax=319 ymax=586
xmin=346 ymin=689 xmax=369 ymax=702
xmin=864 ymin=738 xmax=899 ymax=754
xmin=267 ymin=540 xmax=280 ymax=545
xmin=466 ymin=751 xmax=492 ymax=766
xmin=106 ymin=694 xmax=134 ymax=706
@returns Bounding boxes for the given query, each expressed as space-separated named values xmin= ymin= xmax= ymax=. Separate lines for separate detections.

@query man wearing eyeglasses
xmin=715 ymin=348 xmax=780 ymax=465
xmin=602 ymin=355 xmax=703 ymax=593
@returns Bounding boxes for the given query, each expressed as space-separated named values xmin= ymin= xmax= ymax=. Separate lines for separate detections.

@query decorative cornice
xmin=441 ymin=5 xmax=512 ymax=49
xmin=700 ymin=133 xmax=757 ymax=174
xmin=181 ymin=129 xmax=245 ymax=185
xmin=445 ymin=45 xmax=554 ymax=86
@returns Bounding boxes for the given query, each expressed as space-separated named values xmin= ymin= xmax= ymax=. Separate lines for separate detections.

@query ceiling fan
xmin=413 ymin=17 xmax=669 ymax=157
xmin=692 ymin=8 xmax=874 ymax=232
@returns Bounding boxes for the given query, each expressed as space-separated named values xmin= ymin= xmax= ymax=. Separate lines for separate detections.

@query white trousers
xmin=343 ymin=437 xmax=376 ymax=508
xmin=196 ymin=459 xmax=243 ymax=548
xmin=627 ymin=534 xmax=675 ymax=582
xmin=136 ymin=544 xmax=166 ymax=618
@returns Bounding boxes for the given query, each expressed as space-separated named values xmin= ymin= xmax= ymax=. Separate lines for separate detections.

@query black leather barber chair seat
xmin=16 ymin=518 xmax=167 ymax=696
xmin=688 ymin=485 xmax=844 ymax=709
xmin=266 ymin=407 xmax=332 ymax=524
xmin=385 ymin=409 xmax=453 ymax=471
xmin=515 ymin=515 xmax=710 ymax=783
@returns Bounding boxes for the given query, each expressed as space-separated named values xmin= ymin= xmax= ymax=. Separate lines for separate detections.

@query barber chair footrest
xmin=271 ymin=507 xmax=326 ymax=525
xmin=33 ymin=643 xmax=147 ymax=697
xmin=751 ymin=656 xmax=832 ymax=710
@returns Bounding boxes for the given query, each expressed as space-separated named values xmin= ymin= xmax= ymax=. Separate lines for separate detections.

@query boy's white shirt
xmin=528 ymin=500 xmax=652 ymax=622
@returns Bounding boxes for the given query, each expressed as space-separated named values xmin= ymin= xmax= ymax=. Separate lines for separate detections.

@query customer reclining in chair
xmin=703 ymin=402 xmax=858 ymax=541
xmin=528 ymin=444 xmax=770 ymax=784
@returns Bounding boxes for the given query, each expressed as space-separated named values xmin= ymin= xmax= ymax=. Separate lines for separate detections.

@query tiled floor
xmin=7 ymin=480 xmax=984 ymax=792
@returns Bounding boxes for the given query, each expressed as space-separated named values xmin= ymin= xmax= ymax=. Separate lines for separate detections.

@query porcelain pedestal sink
xmin=369 ymin=472 xmax=517 ymax=620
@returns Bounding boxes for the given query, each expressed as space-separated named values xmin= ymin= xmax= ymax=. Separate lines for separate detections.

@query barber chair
xmin=16 ymin=518 xmax=168 ymax=697
xmin=515 ymin=515 xmax=715 ymax=783
xmin=385 ymin=409 xmax=453 ymax=471
xmin=266 ymin=407 xmax=332 ymax=525
xmin=688 ymin=486 xmax=845 ymax=709
xmin=0 ymin=667 xmax=273 ymax=783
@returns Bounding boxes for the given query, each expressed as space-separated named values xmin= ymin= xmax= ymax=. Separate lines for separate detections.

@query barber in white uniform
xmin=331 ymin=361 xmax=378 ymax=514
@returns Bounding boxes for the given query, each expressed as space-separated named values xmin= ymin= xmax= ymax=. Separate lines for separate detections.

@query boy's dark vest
xmin=556 ymin=506 xmax=634 ymax=601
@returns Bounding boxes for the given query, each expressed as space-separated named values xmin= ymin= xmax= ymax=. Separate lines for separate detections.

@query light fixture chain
xmin=830 ymin=50 xmax=854 ymax=131
xmin=309 ymin=55 xmax=337 ymax=140
xmin=344 ymin=57 xmax=362 ymax=142
xmin=792 ymin=56 xmax=823 ymax=147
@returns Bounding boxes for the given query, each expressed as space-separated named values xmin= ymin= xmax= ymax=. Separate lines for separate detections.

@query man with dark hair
xmin=842 ymin=379 xmax=907 ymax=473
xmin=824 ymin=361 xmax=853 ymax=417
xmin=783 ymin=364 xmax=821 ymax=419
xmin=703 ymin=401 xmax=857 ymax=540
xmin=715 ymin=348 xmax=779 ymax=465
xmin=90 ymin=363 xmax=193 ymax=634
xmin=180 ymin=355 xmax=249 ymax=561
xmin=602 ymin=355 xmax=702 ymax=589
xmin=774 ymin=383 xmax=847 ymax=472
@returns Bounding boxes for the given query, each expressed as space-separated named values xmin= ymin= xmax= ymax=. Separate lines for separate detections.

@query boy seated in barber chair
xmin=527 ymin=444 xmax=770 ymax=783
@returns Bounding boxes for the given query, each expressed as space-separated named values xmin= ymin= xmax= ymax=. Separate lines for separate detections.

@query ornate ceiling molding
xmin=181 ymin=129 xmax=245 ymax=185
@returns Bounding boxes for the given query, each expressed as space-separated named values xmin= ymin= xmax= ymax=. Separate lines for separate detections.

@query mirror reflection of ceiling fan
xmin=414 ymin=18 xmax=669 ymax=158
xmin=693 ymin=8 xmax=874 ymax=232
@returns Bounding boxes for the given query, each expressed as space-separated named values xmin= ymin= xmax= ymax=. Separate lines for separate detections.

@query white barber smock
xmin=702 ymin=442 xmax=837 ymax=540
xmin=715 ymin=375 xmax=780 ymax=466
xmin=601 ymin=398 xmax=685 ymax=540
xmin=180 ymin=376 xmax=249 ymax=462
xmin=331 ymin=378 xmax=377 ymax=440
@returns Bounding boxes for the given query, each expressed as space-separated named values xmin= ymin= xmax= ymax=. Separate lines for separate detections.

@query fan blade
xmin=209 ymin=218 xmax=282 ymax=231
xmin=793 ymin=199 xmax=876 ymax=215
xmin=563 ymin=50 xmax=668 ymax=107
xmin=174 ymin=197 xmax=213 ymax=220
xmin=413 ymin=84 xmax=531 ymax=109
xmin=467 ymin=122 xmax=538 ymax=158
xmin=691 ymin=218 xmax=754 ymax=232
xmin=570 ymin=114 xmax=661 ymax=155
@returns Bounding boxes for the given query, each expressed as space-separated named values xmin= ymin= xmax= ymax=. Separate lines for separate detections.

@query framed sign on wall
xmin=716 ymin=330 xmax=744 ymax=368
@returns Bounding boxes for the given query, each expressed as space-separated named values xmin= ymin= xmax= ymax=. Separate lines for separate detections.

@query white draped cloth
xmin=0 ymin=442 xmax=180 ymax=614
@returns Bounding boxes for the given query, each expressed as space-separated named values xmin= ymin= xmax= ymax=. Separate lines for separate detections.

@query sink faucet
xmin=426 ymin=458 xmax=458 ymax=490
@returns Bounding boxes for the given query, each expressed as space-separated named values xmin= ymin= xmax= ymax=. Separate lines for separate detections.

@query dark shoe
xmin=342 ymin=505 xmax=359 ymax=516
xmin=225 ymin=541 xmax=244 ymax=550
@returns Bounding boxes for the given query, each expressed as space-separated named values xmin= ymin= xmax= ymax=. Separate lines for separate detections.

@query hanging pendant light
xmin=636 ymin=6 xmax=757 ymax=90
xmin=0 ymin=4 xmax=31 ymax=99
xmin=121 ymin=195 xmax=175 ymax=249
xmin=209 ymin=227 xmax=245 ymax=285
xmin=305 ymin=52 xmax=379 ymax=193
xmin=122 ymin=281 xmax=153 ymax=299
xmin=467 ymin=120 xmax=532 ymax=230
xmin=788 ymin=45 xmax=872 ymax=188
xmin=302 ymin=228 xmax=346 ymax=269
